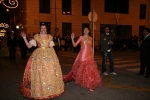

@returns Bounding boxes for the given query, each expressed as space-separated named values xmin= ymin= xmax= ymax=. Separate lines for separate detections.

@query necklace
xmin=40 ymin=33 xmax=47 ymax=37
xmin=83 ymin=35 xmax=91 ymax=43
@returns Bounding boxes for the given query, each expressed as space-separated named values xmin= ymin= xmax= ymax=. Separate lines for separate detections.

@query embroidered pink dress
xmin=64 ymin=36 xmax=102 ymax=90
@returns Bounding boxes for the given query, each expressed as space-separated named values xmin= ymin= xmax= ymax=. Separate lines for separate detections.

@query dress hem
xmin=21 ymin=92 xmax=64 ymax=99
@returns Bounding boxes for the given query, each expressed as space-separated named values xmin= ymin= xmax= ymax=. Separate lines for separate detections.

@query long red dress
xmin=64 ymin=36 xmax=102 ymax=90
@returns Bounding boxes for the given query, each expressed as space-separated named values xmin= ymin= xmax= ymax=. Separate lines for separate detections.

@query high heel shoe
xmin=89 ymin=89 xmax=94 ymax=92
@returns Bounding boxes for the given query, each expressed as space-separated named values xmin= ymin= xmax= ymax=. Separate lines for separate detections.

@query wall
xmin=24 ymin=0 xmax=150 ymax=45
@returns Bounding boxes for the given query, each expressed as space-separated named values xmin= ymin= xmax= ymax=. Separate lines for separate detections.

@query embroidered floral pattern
xmin=20 ymin=34 xmax=64 ymax=99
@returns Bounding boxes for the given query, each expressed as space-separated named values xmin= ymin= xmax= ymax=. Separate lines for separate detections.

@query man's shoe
xmin=102 ymin=72 xmax=108 ymax=75
xmin=109 ymin=72 xmax=117 ymax=75
xmin=145 ymin=75 xmax=149 ymax=78
xmin=136 ymin=73 xmax=144 ymax=75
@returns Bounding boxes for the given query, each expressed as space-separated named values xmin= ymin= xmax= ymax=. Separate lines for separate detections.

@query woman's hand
xmin=20 ymin=31 xmax=33 ymax=48
xmin=71 ymin=33 xmax=76 ymax=47
xmin=71 ymin=33 xmax=75 ymax=39
xmin=108 ymin=40 xmax=113 ymax=44
xmin=137 ymin=40 xmax=142 ymax=45
xmin=20 ymin=31 xmax=26 ymax=38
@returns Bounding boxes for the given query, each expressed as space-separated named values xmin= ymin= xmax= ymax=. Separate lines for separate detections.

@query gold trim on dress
xmin=39 ymin=47 xmax=49 ymax=49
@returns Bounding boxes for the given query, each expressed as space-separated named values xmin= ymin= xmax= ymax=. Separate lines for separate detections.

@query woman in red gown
xmin=63 ymin=27 xmax=102 ymax=91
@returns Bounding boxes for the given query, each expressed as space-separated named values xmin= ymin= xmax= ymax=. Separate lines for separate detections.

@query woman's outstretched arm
xmin=20 ymin=31 xmax=34 ymax=48
xmin=71 ymin=33 xmax=81 ymax=47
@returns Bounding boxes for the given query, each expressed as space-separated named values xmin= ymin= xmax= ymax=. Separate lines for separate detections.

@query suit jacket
xmin=100 ymin=33 xmax=113 ymax=52
xmin=140 ymin=35 xmax=150 ymax=58
xmin=18 ymin=37 xmax=28 ymax=50
xmin=7 ymin=36 xmax=17 ymax=49
xmin=53 ymin=36 xmax=59 ymax=46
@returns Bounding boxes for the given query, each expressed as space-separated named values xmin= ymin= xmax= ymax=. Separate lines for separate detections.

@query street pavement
xmin=0 ymin=49 xmax=150 ymax=100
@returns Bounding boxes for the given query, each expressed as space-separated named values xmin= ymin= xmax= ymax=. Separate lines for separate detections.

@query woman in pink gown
xmin=64 ymin=27 xmax=102 ymax=91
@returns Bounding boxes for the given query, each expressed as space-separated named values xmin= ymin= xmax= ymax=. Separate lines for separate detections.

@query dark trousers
xmin=60 ymin=45 xmax=65 ymax=51
xmin=64 ymin=45 xmax=69 ymax=51
xmin=102 ymin=52 xmax=114 ymax=73
xmin=54 ymin=45 xmax=59 ymax=56
xmin=20 ymin=48 xmax=27 ymax=60
xmin=9 ymin=48 xmax=16 ymax=61
xmin=140 ymin=54 xmax=150 ymax=76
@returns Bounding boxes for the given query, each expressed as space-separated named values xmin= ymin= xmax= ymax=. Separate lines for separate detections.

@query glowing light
xmin=0 ymin=29 xmax=6 ymax=33
xmin=16 ymin=25 xmax=19 ymax=29
xmin=0 ymin=0 xmax=4 ymax=3
xmin=0 ymin=0 xmax=18 ymax=9
xmin=0 ymin=33 xmax=5 ymax=37
xmin=6 ymin=8 xmax=9 ymax=11
xmin=0 ymin=23 xmax=9 ymax=28
xmin=11 ymin=30 xmax=14 ymax=33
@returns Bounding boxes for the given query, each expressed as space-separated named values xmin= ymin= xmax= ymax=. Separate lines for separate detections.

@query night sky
xmin=0 ymin=4 xmax=9 ymax=22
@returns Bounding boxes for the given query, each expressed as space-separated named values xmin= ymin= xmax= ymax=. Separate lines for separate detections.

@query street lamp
xmin=16 ymin=25 xmax=19 ymax=29
xmin=0 ymin=0 xmax=18 ymax=9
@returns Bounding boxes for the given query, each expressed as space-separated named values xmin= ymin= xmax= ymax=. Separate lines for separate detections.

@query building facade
xmin=15 ymin=0 xmax=150 ymax=45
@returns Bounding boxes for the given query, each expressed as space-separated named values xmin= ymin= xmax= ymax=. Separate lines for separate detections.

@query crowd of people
xmin=111 ymin=35 xmax=141 ymax=51
xmin=0 ymin=37 xmax=9 ymax=57
xmin=0 ymin=31 xmax=142 ymax=60
xmin=51 ymin=34 xmax=142 ymax=54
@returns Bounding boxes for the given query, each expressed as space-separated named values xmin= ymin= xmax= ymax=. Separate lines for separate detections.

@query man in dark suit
xmin=64 ymin=35 xmax=70 ymax=52
xmin=100 ymin=25 xmax=116 ymax=75
xmin=53 ymin=32 xmax=60 ymax=56
xmin=7 ymin=32 xmax=17 ymax=61
xmin=137 ymin=28 xmax=150 ymax=78
xmin=18 ymin=36 xmax=28 ymax=60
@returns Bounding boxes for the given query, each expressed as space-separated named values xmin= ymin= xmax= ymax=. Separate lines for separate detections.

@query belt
xmin=39 ymin=47 xmax=49 ymax=49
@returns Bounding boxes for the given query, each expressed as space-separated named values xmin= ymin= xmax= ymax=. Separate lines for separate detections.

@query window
xmin=39 ymin=0 xmax=50 ymax=13
xmin=82 ymin=0 xmax=91 ymax=16
xmin=118 ymin=25 xmax=132 ymax=37
xmin=140 ymin=4 xmax=146 ymax=19
xmin=40 ymin=22 xmax=51 ymax=34
xmin=82 ymin=23 xmax=90 ymax=35
xmin=105 ymin=0 xmax=129 ymax=14
xmin=139 ymin=26 xmax=145 ymax=36
xmin=62 ymin=23 xmax=72 ymax=37
xmin=100 ymin=24 xmax=132 ymax=37
xmin=62 ymin=0 xmax=72 ymax=15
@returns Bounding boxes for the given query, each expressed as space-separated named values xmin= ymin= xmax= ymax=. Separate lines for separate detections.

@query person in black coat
xmin=18 ymin=36 xmax=28 ymax=60
xmin=7 ymin=32 xmax=17 ymax=61
xmin=64 ymin=35 xmax=70 ymax=52
xmin=137 ymin=28 xmax=150 ymax=78
xmin=53 ymin=33 xmax=60 ymax=56
xmin=100 ymin=25 xmax=117 ymax=75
